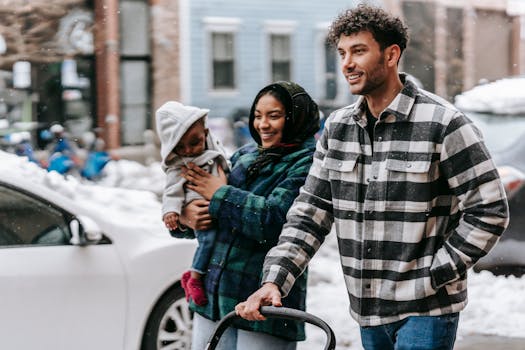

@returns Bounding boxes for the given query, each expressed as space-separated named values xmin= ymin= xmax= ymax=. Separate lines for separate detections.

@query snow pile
xmin=0 ymin=151 xmax=164 ymax=231
xmin=97 ymin=159 xmax=166 ymax=197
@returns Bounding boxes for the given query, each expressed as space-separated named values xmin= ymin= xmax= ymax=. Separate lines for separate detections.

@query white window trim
xmin=263 ymin=20 xmax=297 ymax=34
xmin=203 ymin=16 xmax=242 ymax=32
xmin=203 ymin=17 xmax=241 ymax=94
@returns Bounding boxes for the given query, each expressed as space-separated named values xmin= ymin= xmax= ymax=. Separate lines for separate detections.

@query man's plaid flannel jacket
xmin=263 ymin=75 xmax=509 ymax=327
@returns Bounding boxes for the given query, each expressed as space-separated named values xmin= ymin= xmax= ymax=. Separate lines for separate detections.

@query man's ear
xmin=386 ymin=44 xmax=401 ymax=67
xmin=205 ymin=128 xmax=209 ymax=137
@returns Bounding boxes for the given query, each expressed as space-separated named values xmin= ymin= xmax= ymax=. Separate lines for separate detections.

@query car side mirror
xmin=69 ymin=215 xmax=103 ymax=246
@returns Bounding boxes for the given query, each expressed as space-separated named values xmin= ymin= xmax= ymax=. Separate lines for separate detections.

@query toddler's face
xmin=174 ymin=121 xmax=207 ymax=157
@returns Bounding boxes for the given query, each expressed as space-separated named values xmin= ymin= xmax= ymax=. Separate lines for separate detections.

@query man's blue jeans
xmin=360 ymin=313 xmax=459 ymax=350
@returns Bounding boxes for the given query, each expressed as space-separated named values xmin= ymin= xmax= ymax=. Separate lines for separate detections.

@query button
xmin=406 ymin=164 xmax=412 ymax=168
xmin=366 ymin=178 xmax=370 ymax=182
xmin=338 ymin=162 xmax=342 ymax=167
xmin=365 ymin=284 xmax=371 ymax=289
xmin=377 ymin=136 xmax=382 ymax=141
xmin=373 ymin=175 xmax=378 ymax=180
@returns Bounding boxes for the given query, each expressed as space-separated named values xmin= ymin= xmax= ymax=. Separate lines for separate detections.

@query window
xmin=203 ymin=17 xmax=241 ymax=92
xmin=212 ymin=32 xmax=235 ymax=89
xmin=270 ymin=34 xmax=291 ymax=82
xmin=264 ymin=20 xmax=296 ymax=83
xmin=0 ymin=185 xmax=71 ymax=246
xmin=324 ymin=38 xmax=338 ymax=100
xmin=402 ymin=1 xmax=436 ymax=92
xmin=119 ymin=0 xmax=151 ymax=145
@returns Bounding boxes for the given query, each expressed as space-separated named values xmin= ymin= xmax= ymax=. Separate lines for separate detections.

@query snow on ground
xmin=2 ymin=151 xmax=523 ymax=349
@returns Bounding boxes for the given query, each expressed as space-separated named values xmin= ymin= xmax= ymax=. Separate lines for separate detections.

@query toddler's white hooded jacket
xmin=155 ymin=101 xmax=229 ymax=218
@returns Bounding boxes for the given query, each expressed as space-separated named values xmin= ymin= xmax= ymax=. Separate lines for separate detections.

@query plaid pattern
xmin=263 ymin=76 xmax=509 ymax=327
xmin=186 ymin=138 xmax=316 ymax=341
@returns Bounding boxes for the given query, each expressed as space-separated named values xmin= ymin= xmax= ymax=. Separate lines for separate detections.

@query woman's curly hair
xmin=327 ymin=4 xmax=408 ymax=54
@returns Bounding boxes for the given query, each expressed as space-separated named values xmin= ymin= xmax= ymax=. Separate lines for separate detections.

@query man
xmin=236 ymin=4 xmax=509 ymax=350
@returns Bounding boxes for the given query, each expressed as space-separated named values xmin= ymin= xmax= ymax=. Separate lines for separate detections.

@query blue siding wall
xmin=183 ymin=0 xmax=371 ymax=119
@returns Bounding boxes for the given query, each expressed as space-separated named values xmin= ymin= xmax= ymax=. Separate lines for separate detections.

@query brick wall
xmin=150 ymin=0 xmax=180 ymax=120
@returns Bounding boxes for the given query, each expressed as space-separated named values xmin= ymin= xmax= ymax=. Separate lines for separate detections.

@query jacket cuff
xmin=208 ymin=185 xmax=230 ymax=217
xmin=430 ymin=247 xmax=460 ymax=289
xmin=430 ymin=262 xmax=458 ymax=289
xmin=169 ymin=228 xmax=195 ymax=239
xmin=263 ymin=265 xmax=295 ymax=298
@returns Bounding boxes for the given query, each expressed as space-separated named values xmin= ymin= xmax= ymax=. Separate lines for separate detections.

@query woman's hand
xmin=182 ymin=162 xmax=227 ymax=200
xmin=179 ymin=199 xmax=213 ymax=231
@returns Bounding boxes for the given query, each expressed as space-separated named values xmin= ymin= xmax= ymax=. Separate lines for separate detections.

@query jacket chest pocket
xmin=322 ymin=154 xmax=359 ymax=210
xmin=384 ymin=157 xmax=434 ymax=212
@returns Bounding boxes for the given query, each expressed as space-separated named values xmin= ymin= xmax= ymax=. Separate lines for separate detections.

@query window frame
xmin=119 ymin=0 xmax=151 ymax=145
xmin=264 ymin=20 xmax=296 ymax=84
xmin=203 ymin=17 xmax=241 ymax=94
xmin=269 ymin=33 xmax=292 ymax=82
xmin=314 ymin=23 xmax=351 ymax=107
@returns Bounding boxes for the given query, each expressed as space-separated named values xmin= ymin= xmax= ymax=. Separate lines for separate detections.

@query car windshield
xmin=466 ymin=112 xmax=525 ymax=153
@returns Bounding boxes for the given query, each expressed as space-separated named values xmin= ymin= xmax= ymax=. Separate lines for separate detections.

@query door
xmin=0 ymin=184 xmax=127 ymax=349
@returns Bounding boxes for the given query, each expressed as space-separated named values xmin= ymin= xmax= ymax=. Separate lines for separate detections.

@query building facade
xmin=0 ymin=0 xmax=523 ymax=151
xmin=175 ymin=0 xmax=362 ymax=121
xmin=385 ymin=0 xmax=525 ymax=100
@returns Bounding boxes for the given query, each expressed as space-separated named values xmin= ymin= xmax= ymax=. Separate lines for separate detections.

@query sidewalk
xmin=455 ymin=335 xmax=525 ymax=350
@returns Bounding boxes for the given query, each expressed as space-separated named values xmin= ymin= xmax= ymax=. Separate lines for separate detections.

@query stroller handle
xmin=205 ymin=306 xmax=336 ymax=350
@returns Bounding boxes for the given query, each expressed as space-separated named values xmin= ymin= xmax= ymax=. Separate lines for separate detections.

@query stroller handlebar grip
xmin=205 ymin=306 xmax=336 ymax=350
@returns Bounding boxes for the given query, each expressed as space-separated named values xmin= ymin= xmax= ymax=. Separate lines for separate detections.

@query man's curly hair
xmin=327 ymin=4 xmax=408 ymax=54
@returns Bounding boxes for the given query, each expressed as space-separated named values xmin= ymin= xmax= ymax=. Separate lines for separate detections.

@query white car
xmin=0 ymin=151 xmax=196 ymax=349
xmin=455 ymin=77 xmax=525 ymax=275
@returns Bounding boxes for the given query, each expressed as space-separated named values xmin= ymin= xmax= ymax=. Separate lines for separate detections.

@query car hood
xmin=455 ymin=76 xmax=525 ymax=115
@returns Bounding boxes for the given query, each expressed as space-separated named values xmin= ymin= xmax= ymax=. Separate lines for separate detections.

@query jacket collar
xmin=351 ymin=73 xmax=419 ymax=124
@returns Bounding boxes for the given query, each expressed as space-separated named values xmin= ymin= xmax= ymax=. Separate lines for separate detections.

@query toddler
xmin=156 ymin=101 xmax=229 ymax=306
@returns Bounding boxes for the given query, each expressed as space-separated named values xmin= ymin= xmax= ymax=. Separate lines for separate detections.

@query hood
xmin=248 ymin=81 xmax=320 ymax=146
xmin=155 ymin=101 xmax=209 ymax=162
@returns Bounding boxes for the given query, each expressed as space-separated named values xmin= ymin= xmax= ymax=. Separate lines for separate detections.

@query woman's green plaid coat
xmin=174 ymin=137 xmax=316 ymax=341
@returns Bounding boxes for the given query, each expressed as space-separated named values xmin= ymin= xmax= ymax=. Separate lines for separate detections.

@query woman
xmin=175 ymin=81 xmax=320 ymax=349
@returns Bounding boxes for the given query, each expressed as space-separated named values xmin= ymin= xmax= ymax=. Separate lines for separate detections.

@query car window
xmin=466 ymin=112 xmax=525 ymax=153
xmin=0 ymin=185 xmax=71 ymax=247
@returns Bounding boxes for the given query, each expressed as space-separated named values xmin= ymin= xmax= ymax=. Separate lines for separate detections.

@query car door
xmin=0 ymin=183 xmax=127 ymax=350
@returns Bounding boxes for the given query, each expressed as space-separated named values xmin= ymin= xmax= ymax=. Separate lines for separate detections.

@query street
xmin=455 ymin=335 xmax=525 ymax=350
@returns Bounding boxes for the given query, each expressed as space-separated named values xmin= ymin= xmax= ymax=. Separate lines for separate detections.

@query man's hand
xmin=235 ymin=283 xmax=282 ymax=321
xmin=179 ymin=199 xmax=212 ymax=231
